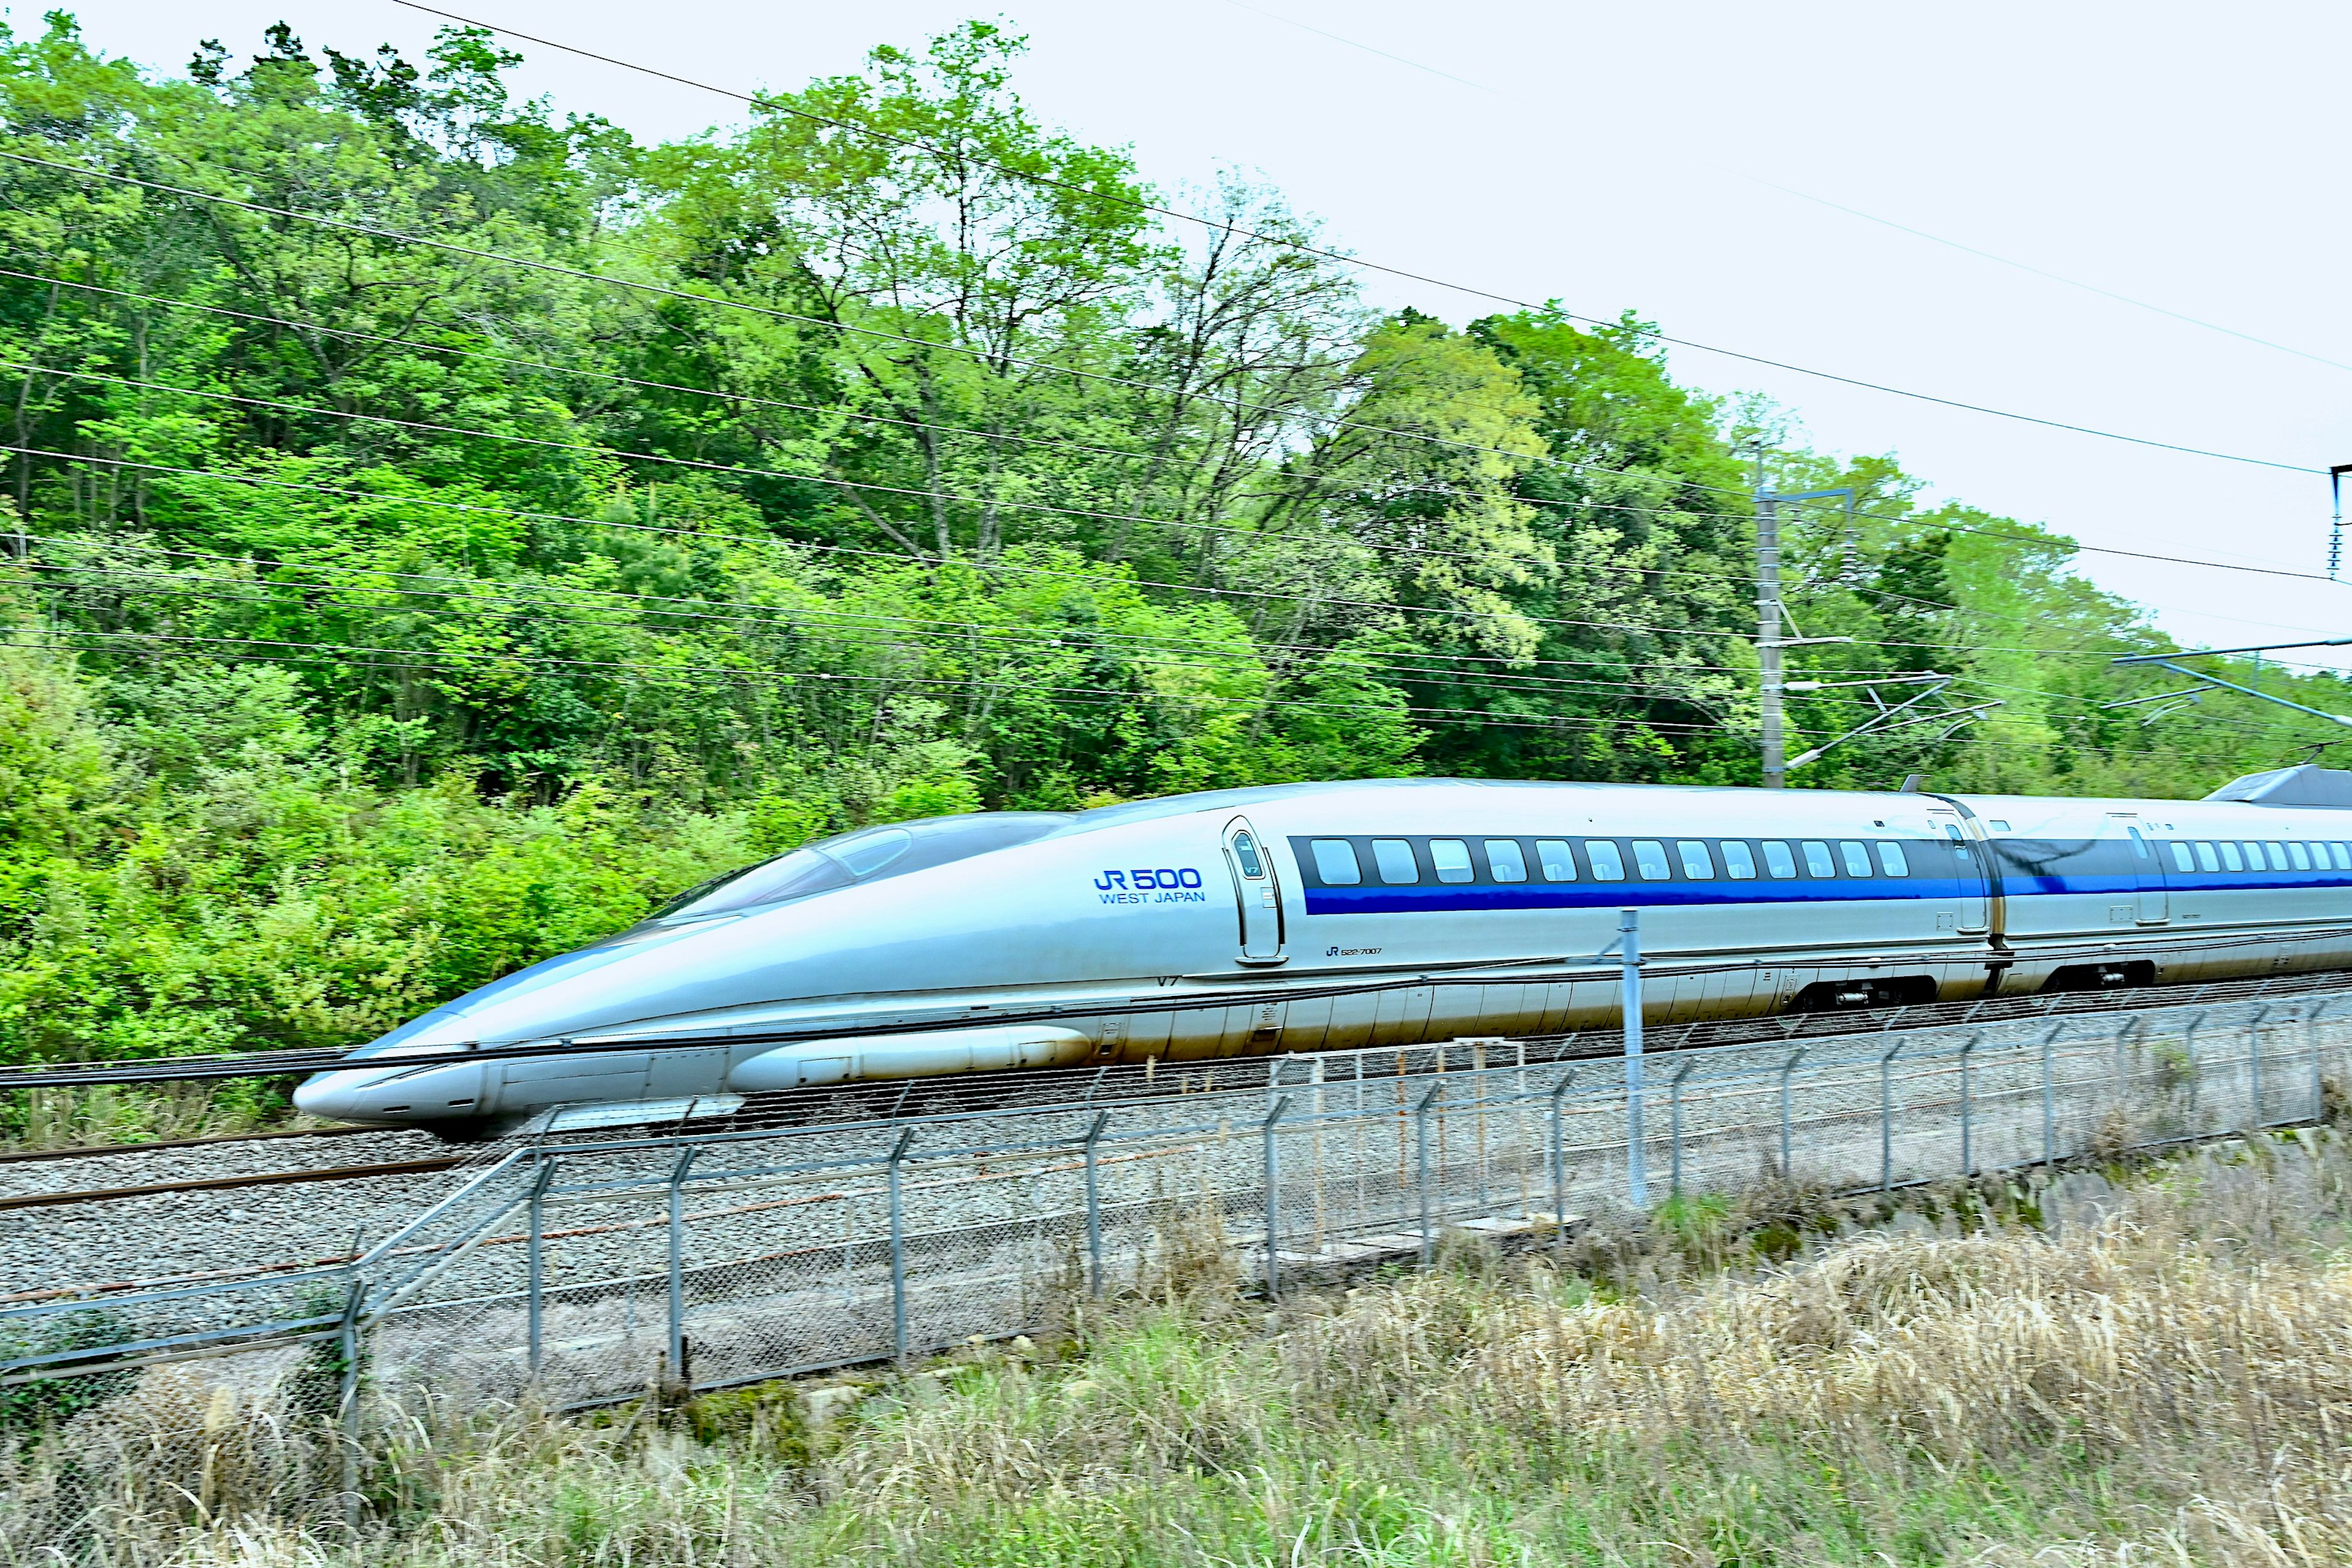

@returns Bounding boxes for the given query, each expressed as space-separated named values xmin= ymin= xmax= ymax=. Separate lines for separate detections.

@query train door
xmin=1221 ymin=816 xmax=1287 ymax=965
xmin=2109 ymin=813 xmax=2169 ymax=924
xmin=1924 ymin=809 xmax=1989 ymax=934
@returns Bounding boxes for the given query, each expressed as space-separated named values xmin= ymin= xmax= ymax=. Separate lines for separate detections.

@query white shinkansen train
xmin=293 ymin=765 xmax=2352 ymax=1135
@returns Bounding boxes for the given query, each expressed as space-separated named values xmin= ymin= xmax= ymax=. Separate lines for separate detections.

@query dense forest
xmin=1 ymin=12 xmax=2346 ymax=1080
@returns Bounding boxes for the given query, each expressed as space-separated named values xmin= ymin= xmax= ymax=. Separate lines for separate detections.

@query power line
xmin=17 ymin=557 xmax=1736 ymax=710
xmin=387 ymin=1 xmax=2324 ymax=476
xmin=0 ymin=264 xmax=1779 ymax=591
xmin=28 ymin=269 xmax=2345 ymax=637
xmin=6 ymin=442 xmax=2152 ymax=660
xmin=3 ymin=624 xmax=1749 ymax=737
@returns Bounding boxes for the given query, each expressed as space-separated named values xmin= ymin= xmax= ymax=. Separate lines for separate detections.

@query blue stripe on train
xmin=1302 ymin=873 xmax=2352 ymax=916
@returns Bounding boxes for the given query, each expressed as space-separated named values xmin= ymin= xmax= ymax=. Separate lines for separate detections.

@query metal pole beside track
xmin=2040 ymin=1023 xmax=2065 ymax=1165
xmin=1668 ymin=1059 xmax=1697 ymax=1197
xmin=665 ymin=1146 xmax=695 ymax=1387
xmin=1262 ymin=1095 xmax=1291 ymax=1301
xmin=1960 ymin=1033 xmax=1980 ymax=1175
xmin=526 ymin=1156 xmax=556 ymax=1382
xmin=888 ymin=1129 xmax=915 ymax=1364
xmin=1415 ymin=1084 xmax=1439 ymax=1268
xmin=1082 ymin=1110 xmax=1109 ymax=1298
xmin=1550 ymin=1069 xmax=1574 ymax=1256
xmin=1879 ymin=1039 xmax=1907 ymax=1193
xmin=1778 ymin=1047 xmax=1807 ymax=1177
xmin=2250 ymin=1006 xmax=2271 ymax=1133
xmin=1620 ymin=909 xmax=1648 ymax=1209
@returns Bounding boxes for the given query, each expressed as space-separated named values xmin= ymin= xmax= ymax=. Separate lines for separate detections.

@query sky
xmin=58 ymin=0 xmax=2352 ymax=680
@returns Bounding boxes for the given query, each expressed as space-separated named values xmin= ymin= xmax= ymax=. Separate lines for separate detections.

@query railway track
xmin=0 ymin=1154 xmax=469 ymax=1212
xmin=0 ymin=1123 xmax=388 ymax=1167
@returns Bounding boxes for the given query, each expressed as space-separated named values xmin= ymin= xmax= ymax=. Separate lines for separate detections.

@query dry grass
xmin=11 ymin=1133 xmax=2352 ymax=1566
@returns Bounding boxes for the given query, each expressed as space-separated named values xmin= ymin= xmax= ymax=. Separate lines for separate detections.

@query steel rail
xmin=0 ymin=1155 xmax=467 ymax=1212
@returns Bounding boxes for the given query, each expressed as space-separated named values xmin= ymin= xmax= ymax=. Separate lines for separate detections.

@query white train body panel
xmin=292 ymin=773 xmax=2352 ymax=1129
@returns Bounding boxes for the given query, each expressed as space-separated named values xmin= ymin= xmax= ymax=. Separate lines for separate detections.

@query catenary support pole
xmin=1757 ymin=473 xmax=1786 ymax=788
xmin=887 ymin=1129 xmax=915 ymax=1363
xmin=1620 ymin=908 xmax=1648 ymax=1208
xmin=1262 ymin=1095 xmax=1291 ymax=1300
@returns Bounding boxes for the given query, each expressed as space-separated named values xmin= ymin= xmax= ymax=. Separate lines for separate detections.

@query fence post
xmin=2250 ymin=1006 xmax=2271 ymax=1134
xmin=1668 ymin=1060 xmax=1697 ymax=1197
xmin=1619 ymin=909 xmax=1648 ymax=1209
xmin=2309 ymin=1002 xmax=2330 ymax=1124
xmin=1083 ymin=1110 xmax=1109 ymax=1298
xmin=1777 ymin=1047 xmax=1807 ymax=1177
xmin=2040 ymin=1023 xmax=2065 ymax=1165
xmin=887 ymin=1128 xmax=915 ymax=1363
xmin=526 ymin=1155 xmax=557 ymax=1383
xmin=1549 ymin=1069 xmax=1574 ymax=1254
xmin=663 ymin=1145 xmax=698 ymax=1390
xmin=1960 ymin=1033 xmax=1980 ymax=1175
xmin=1879 ymin=1039 xmax=1907 ymax=1192
xmin=1415 ymin=1083 xmax=1440 ymax=1268
xmin=1262 ymin=1095 xmax=1292 ymax=1300
xmin=337 ymin=1275 xmax=366 ymax=1533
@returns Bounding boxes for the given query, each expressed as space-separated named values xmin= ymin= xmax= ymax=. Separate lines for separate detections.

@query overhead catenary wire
xmin=0 ymin=625 xmax=1758 ymax=739
xmin=12 ymin=559 xmax=1743 ymax=711
xmin=1 ymin=442 xmax=2171 ymax=661
xmin=25 ymin=273 xmax=2339 ymax=642
xmin=387 ymin=0 xmax=2321 ymax=477
xmin=7 ymin=238 xmax=2332 ymax=593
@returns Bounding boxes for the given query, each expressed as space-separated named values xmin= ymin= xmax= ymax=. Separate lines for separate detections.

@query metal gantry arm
xmin=2112 ymin=639 xmax=2352 ymax=728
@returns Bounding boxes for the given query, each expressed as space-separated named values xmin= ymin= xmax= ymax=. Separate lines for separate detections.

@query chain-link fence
xmin=4 ymin=984 xmax=2351 ymax=1552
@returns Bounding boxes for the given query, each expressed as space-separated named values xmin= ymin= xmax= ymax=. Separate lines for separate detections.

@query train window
xmin=1762 ymin=841 xmax=1798 ymax=878
xmin=1939 ymin=823 xmax=1975 ymax=865
xmin=2169 ymin=842 xmax=2193 ymax=873
xmin=1310 ymin=840 xmax=1362 ymax=885
xmin=1429 ymin=839 xmax=1474 ymax=884
xmin=2219 ymin=842 xmax=2244 ymax=871
xmin=1876 ymin=842 xmax=1909 ymax=876
xmin=2244 ymin=842 xmax=2271 ymax=870
xmin=1586 ymin=840 xmax=1627 ymax=880
xmin=1232 ymin=832 xmax=1265 ymax=877
xmin=1536 ymin=840 xmax=1577 ymax=880
xmin=1371 ymin=840 xmax=1419 ymax=884
xmin=1839 ymin=842 xmax=1874 ymax=877
xmin=1988 ymin=820 xmax=2011 ymax=832
xmin=2195 ymin=842 xmax=2219 ymax=872
xmin=2289 ymin=842 xmax=2312 ymax=870
xmin=1678 ymin=840 xmax=1716 ymax=878
xmin=1801 ymin=841 xmax=1837 ymax=877
xmin=2307 ymin=842 xmax=2331 ymax=869
xmin=1631 ymin=840 xmax=1672 ymax=879
xmin=2335 ymin=843 xmax=2351 ymax=870
xmin=2125 ymin=826 xmax=2151 ymax=859
xmin=1485 ymin=840 xmax=1528 ymax=882
xmin=837 ymin=827 xmax=916 ymax=877
xmin=1721 ymin=840 xmax=1758 ymax=879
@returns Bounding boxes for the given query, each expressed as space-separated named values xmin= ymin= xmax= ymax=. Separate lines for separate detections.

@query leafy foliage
xmin=0 ymin=11 xmax=2343 ymax=1069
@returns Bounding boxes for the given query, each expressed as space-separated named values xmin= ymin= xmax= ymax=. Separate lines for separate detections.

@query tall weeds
xmin=12 ymin=1134 xmax=2352 ymax=1565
